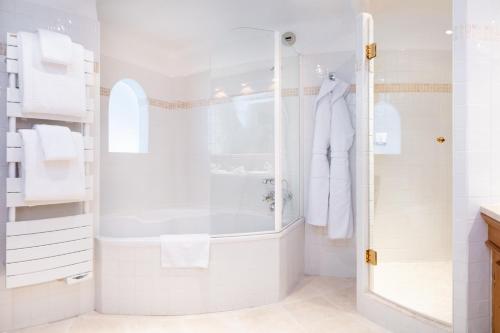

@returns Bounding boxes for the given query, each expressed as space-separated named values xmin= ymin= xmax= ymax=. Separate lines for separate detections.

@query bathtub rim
xmin=95 ymin=216 xmax=304 ymax=245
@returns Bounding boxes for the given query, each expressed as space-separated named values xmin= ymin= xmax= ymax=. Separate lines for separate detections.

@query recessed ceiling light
xmin=445 ymin=30 xmax=453 ymax=35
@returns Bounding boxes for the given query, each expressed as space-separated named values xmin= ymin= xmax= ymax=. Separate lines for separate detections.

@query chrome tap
xmin=262 ymin=179 xmax=293 ymax=212
xmin=262 ymin=178 xmax=275 ymax=185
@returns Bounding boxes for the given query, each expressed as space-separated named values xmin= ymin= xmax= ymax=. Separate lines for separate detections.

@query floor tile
xmin=9 ymin=276 xmax=388 ymax=333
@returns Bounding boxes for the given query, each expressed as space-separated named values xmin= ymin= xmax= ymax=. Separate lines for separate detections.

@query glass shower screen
xmin=208 ymin=28 xmax=301 ymax=235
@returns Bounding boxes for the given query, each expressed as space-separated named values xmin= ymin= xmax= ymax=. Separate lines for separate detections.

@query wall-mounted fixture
xmin=281 ymin=32 xmax=296 ymax=46
xmin=374 ymin=100 xmax=401 ymax=155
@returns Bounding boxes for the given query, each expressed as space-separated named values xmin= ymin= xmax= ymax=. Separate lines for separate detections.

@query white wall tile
xmin=452 ymin=0 xmax=500 ymax=330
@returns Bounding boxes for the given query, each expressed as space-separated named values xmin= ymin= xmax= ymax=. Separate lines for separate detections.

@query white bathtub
xmin=95 ymin=211 xmax=304 ymax=315
xmin=99 ymin=208 xmax=275 ymax=237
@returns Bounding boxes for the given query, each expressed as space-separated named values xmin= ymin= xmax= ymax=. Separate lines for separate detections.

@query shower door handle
xmin=436 ymin=136 xmax=446 ymax=144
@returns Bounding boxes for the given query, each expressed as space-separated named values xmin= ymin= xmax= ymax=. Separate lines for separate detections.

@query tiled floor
xmin=11 ymin=276 xmax=390 ymax=333
xmin=372 ymin=261 xmax=452 ymax=324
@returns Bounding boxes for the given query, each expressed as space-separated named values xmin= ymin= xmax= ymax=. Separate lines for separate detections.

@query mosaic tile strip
xmin=302 ymin=84 xmax=450 ymax=96
xmin=303 ymin=86 xmax=320 ymax=96
xmin=283 ymin=88 xmax=299 ymax=97
xmin=303 ymin=85 xmax=357 ymax=96
xmin=374 ymin=83 xmax=452 ymax=93
xmin=453 ymin=24 xmax=500 ymax=42
xmin=100 ymin=87 xmax=110 ymax=97
xmin=101 ymin=88 xmax=297 ymax=111
xmin=101 ymin=83 xmax=451 ymax=111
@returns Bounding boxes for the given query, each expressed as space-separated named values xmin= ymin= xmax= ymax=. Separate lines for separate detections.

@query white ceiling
xmin=97 ymin=0 xmax=357 ymax=76
xmin=96 ymin=0 xmax=451 ymax=77
xmin=97 ymin=0 xmax=355 ymax=50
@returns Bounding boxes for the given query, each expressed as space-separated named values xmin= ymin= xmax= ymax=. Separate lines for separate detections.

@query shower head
xmin=281 ymin=32 xmax=296 ymax=46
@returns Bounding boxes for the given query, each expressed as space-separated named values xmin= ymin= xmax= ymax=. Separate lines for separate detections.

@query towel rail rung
xmin=7 ymin=176 xmax=93 ymax=193
xmin=6 ymin=238 xmax=92 ymax=263
xmin=6 ymin=214 xmax=92 ymax=236
xmin=6 ymin=45 xmax=18 ymax=59
xmin=6 ymin=59 xmax=18 ymax=73
xmin=5 ymin=45 xmax=95 ymax=74
xmin=7 ymin=32 xmax=17 ymax=46
xmin=6 ymin=60 xmax=94 ymax=87
xmin=7 ymin=133 xmax=93 ymax=149
xmin=6 ymin=189 xmax=93 ymax=208
xmin=6 ymin=147 xmax=94 ymax=163
xmin=6 ymin=250 xmax=92 ymax=276
xmin=6 ymin=262 xmax=92 ymax=289
xmin=7 ymin=87 xmax=94 ymax=110
xmin=6 ymin=101 xmax=94 ymax=122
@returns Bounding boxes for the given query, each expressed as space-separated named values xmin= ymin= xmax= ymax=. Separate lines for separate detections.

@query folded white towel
xmin=18 ymin=31 xmax=86 ymax=118
xmin=37 ymin=29 xmax=73 ymax=65
xmin=19 ymin=129 xmax=85 ymax=204
xmin=160 ymin=234 xmax=210 ymax=268
xmin=34 ymin=124 xmax=77 ymax=161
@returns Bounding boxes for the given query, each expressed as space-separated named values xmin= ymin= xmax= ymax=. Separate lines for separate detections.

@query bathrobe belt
xmin=330 ymin=151 xmax=349 ymax=159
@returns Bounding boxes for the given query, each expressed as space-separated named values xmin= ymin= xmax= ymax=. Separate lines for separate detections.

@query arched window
xmin=108 ymin=79 xmax=149 ymax=153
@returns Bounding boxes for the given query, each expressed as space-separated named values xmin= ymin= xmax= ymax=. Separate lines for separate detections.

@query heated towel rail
xmin=4 ymin=32 xmax=96 ymax=288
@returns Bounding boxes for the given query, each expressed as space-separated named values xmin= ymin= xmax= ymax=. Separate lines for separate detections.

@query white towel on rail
xmin=160 ymin=234 xmax=210 ymax=268
xmin=17 ymin=31 xmax=86 ymax=118
xmin=37 ymin=29 xmax=73 ymax=65
xmin=34 ymin=124 xmax=77 ymax=161
xmin=19 ymin=129 xmax=86 ymax=204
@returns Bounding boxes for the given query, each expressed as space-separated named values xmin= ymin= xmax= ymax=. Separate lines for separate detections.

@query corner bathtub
xmin=95 ymin=210 xmax=304 ymax=315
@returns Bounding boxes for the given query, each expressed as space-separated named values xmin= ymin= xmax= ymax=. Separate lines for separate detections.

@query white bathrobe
xmin=307 ymin=78 xmax=354 ymax=239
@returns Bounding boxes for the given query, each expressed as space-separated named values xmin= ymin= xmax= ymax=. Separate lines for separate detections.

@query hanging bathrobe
xmin=307 ymin=78 xmax=354 ymax=239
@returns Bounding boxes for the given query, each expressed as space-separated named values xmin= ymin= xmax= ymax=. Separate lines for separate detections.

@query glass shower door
xmin=368 ymin=3 xmax=453 ymax=324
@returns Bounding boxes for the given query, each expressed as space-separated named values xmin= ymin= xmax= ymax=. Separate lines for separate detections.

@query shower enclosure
xmin=96 ymin=28 xmax=304 ymax=315
xmin=356 ymin=6 xmax=452 ymax=331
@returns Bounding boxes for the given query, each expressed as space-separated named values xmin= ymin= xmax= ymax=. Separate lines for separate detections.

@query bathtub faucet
xmin=262 ymin=179 xmax=293 ymax=212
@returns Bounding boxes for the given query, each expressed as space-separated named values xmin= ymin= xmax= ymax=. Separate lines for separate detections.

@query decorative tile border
xmin=303 ymin=85 xmax=357 ymax=96
xmin=303 ymin=86 xmax=320 ymax=96
xmin=374 ymin=83 xmax=452 ymax=93
xmin=301 ymin=83 xmax=450 ymax=96
xmin=100 ymin=87 xmax=110 ymax=97
xmin=453 ymin=24 xmax=500 ymax=42
xmin=283 ymin=88 xmax=299 ymax=97
xmin=100 ymin=83 xmax=451 ymax=111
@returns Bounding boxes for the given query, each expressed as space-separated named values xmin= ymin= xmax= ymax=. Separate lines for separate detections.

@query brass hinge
xmin=365 ymin=43 xmax=377 ymax=60
xmin=365 ymin=249 xmax=378 ymax=265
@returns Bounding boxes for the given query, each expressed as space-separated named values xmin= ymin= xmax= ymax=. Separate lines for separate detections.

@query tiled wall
xmin=453 ymin=0 xmax=500 ymax=331
xmin=0 ymin=0 xmax=99 ymax=331
xmin=99 ymin=55 xmax=211 ymax=217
